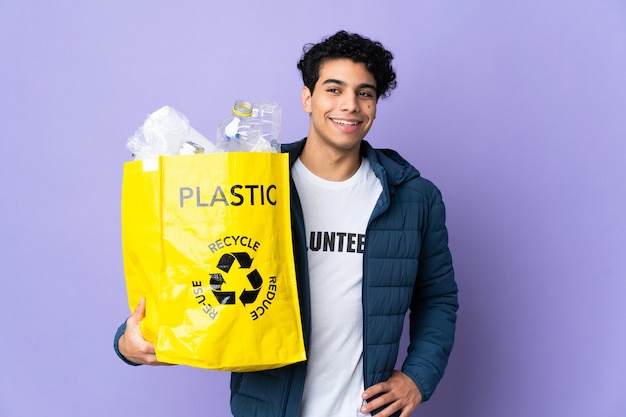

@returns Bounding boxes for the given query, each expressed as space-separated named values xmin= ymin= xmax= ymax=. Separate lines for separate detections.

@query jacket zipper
xmin=362 ymin=161 xmax=392 ymax=390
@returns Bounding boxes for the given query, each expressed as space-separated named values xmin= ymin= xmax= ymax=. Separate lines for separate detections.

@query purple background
xmin=1 ymin=1 xmax=625 ymax=416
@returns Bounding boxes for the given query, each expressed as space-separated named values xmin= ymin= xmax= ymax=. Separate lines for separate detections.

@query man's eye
xmin=327 ymin=88 xmax=340 ymax=93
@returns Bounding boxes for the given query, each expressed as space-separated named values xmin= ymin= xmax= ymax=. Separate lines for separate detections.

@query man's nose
xmin=340 ymin=92 xmax=360 ymax=112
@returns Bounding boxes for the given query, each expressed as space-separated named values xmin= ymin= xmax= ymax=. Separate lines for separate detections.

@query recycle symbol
xmin=210 ymin=252 xmax=263 ymax=306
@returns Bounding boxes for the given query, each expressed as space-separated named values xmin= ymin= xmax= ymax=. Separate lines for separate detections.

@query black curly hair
xmin=297 ymin=30 xmax=397 ymax=100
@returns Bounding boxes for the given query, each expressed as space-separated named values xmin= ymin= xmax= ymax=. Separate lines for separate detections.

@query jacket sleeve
xmin=401 ymin=185 xmax=458 ymax=402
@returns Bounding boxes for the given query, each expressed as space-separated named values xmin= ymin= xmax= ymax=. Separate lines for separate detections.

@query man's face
xmin=302 ymin=58 xmax=377 ymax=154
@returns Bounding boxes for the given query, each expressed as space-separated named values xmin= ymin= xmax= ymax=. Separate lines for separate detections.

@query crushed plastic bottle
xmin=216 ymin=100 xmax=281 ymax=153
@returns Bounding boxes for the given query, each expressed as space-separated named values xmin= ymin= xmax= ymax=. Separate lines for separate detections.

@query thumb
xmin=129 ymin=297 xmax=146 ymax=325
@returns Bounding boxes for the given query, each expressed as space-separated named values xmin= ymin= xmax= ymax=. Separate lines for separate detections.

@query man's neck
xmin=299 ymin=139 xmax=362 ymax=181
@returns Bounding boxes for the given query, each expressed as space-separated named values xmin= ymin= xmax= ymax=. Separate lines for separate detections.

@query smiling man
xmin=231 ymin=30 xmax=459 ymax=417
xmin=114 ymin=30 xmax=458 ymax=417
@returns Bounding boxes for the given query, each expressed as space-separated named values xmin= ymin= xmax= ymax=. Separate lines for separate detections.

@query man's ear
xmin=301 ymin=86 xmax=312 ymax=114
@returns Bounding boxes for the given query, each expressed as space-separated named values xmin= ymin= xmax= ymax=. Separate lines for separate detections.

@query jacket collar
xmin=282 ymin=138 xmax=420 ymax=186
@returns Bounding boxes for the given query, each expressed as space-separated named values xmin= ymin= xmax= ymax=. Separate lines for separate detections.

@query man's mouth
xmin=331 ymin=118 xmax=360 ymax=126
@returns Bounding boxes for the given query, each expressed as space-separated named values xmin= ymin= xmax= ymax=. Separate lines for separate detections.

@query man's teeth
xmin=333 ymin=119 xmax=358 ymax=126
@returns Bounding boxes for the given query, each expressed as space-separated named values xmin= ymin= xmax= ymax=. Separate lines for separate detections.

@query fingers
xmin=120 ymin=297 xmax=155 ymax=364
xmin=120 ymin=297 xmax=175 ymax=366
xmin=361 ymin=379 xmax=388 ymax=400
xmin=119 ymin=330 xmax=162 ymax=366
xmin=360 ymin=371 xmax=422 ymax=417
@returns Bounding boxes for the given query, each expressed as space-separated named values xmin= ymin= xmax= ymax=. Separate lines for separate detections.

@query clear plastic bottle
xmin=216 ymin=100 xmax=254 ymax=152
xmin=216 ymin=100 xmax=282 ymax=153
xmin=248 ymin=101 xmax=281 ymax=152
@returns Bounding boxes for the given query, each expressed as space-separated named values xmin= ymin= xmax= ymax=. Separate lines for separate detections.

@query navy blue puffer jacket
xmin=230 ymin=139 xmax=458 ymax=417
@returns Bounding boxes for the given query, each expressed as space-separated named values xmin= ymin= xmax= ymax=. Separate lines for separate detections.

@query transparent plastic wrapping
xmin=127 ymin=106 xmax=217 ymax=160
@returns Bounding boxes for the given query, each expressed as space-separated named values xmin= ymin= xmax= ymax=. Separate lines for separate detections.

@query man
xmin=114 ymin=30 xmax=458 ymax=417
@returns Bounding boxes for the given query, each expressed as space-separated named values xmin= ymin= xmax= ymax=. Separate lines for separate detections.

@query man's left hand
xmin=360 ymin=370 xmax=423 ymax=417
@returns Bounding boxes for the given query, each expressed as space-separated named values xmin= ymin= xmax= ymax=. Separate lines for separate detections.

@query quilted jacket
xmin=229 ymin=138 xmax=458 ymax=416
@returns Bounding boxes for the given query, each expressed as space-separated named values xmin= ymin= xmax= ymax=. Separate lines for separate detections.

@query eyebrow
xmin=322 ymin=78 xmax=377 ymax=91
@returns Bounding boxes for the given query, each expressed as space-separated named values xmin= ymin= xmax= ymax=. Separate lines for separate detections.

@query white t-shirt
xmin=292 ymin=157 xmax=382 ymax=417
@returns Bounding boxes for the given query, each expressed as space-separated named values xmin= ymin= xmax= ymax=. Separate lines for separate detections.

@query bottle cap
xmin=232 ymin=101 xmax=253 ymax=118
